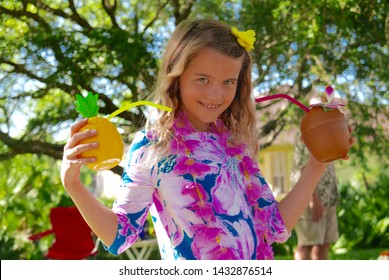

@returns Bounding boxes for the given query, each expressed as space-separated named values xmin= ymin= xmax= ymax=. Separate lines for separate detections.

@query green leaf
xmin=74 ymin=92 xmax=100 ymax=118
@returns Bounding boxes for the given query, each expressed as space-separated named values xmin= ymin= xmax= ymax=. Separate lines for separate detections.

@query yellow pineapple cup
xmin=74 ymin=92 xmax=171 ymax=171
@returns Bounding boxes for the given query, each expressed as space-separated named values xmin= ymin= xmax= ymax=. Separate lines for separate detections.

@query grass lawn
xmin=96 ymin=246 xmax=387 ymax=260
xmin=330 ymin=248 xmax=386 ymax=260
xmin=275 ymin=247 xmax=387 ymax=260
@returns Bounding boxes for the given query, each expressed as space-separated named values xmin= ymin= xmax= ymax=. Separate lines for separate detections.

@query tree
xmin=0 ymin=0 xmax=238 ymax=174
xmin=1 ymin=0 xmax=388 ymax=172
xmin=1 ymin=0 xmax=388 ymax=260
xmin=0 ymin=0 xmax=236 ymax=259
xmin=1 ymin=0 xmax=164 ymax=169
xmin=239 ymin=0 xmax=389 ymax=170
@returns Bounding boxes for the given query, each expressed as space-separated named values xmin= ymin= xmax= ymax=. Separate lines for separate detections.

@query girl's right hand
xmin=60 ymin=119 xmax=98 ymax=187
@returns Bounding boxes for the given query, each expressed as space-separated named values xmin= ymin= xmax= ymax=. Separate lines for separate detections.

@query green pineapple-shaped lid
xmin=74 ymin=92 xmax=100 ymax=118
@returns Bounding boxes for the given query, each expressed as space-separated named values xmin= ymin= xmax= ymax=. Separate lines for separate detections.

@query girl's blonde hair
xmin=146 ymin=18 xmax=259 ymax=157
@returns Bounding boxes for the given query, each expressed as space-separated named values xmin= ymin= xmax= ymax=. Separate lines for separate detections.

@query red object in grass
xmin=29 ymin=206 xmax=98 ymax=259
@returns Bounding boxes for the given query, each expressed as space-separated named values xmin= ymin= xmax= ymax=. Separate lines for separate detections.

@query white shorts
xmin=294 ymin=205 xmax=339 ymax=246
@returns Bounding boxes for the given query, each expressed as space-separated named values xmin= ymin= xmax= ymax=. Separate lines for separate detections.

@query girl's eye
xmin=224 ymin=80 xmax=236 ymax=86
xmin=198 ymin=77 xmax=209 ymax=84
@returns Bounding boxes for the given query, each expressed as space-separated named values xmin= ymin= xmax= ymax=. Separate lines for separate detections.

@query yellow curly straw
xmin=107 ymin=100 xmax=172 ymax=120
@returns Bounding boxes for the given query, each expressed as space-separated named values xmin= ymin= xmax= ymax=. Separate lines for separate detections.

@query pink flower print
xmin=252 ymin=207 xmax=270 ymax=240
xmin=218 ymin=132 xmax=244 ymax=157
xmin=175 ymin=117 xmax=187 ymax=129
xmin=225 ymin=142 xmax=245 ymax=157
xmin=239 ymin=156 xmax=258 ymax=180
xmin=171 ymin=137 xmax=201 ymax=154
xmin=246 ymin=182 xmax=262 ymax=206
xmin=117 ymin=211 xmax=136 ymax=237
xmin=191 ymin=225 xmax=238 ymax=260
xmin=212 ymin=171 xmax=248 ymax=216
xmin=152 ymin=192 xmax=164 ymax=212
xmin=230 ymin=220 xmax=255 ymax=258
xmin=212 ymin=118 xmax=226 ymax=133
xmin=182 ymin=182 xmax=215 ymax=221
xmin=174 ymin=156 xmax=211 ymax=176
xmin=182 ymin=181 xmax=207 ymax=200
xmin=173 ymin=112 xmax=196 ymax=135
xmin=256 ymin=240 xmax=274 ymax=260
xmin=253 ymin=206 xmax=269 ymax=226
xmin=264 ymin=209 xmax=290 ymax=244
xmin=154 ymin=187 xmax=201 ymax=246
xmin=117 ymin=235 xmax=138 ymax=254
xmin=187 ymin=201 xmax=215 ymax=222
xmin=156 ymin=207 xmax=185 ymax=246
xmin=191 ymin=225 xmax=224 ymax=243
xmin=206 ymin=244 xmax=239 ymax=260
xmin=212 ymin=172 xmax=235 ymax=215
xmin=183 ymin=139 xmax=201 ymax=154
xmin=260 ymin=185 xmax=278 ymax=202
xmin=253 ymin=206 xmax=288 ymax=246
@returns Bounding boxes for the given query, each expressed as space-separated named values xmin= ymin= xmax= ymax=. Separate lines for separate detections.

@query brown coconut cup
xmin=300 ymin=106 xmax=351 ymax=162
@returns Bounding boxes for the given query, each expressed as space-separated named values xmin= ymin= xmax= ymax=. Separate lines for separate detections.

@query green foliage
xmin=0 ymin=235 xmax=25 ymax=260
xmin=239 ymin=0 xmax=389 ymax=166
xmin=0 ymin=154 xmax=94 ymax=259
xmin=335 ymin=172 xmax=389 ymax=251
xmin=275 ymin=247 xmax=385 ymax=260
xmin=74 ymin=92 xmax=100 ymax=118
xmin=1 ymin=0 xmax=388 ymax=165
xmin=0 ymin=0 xmax=388 ymax=260
xmin=274 ymin=165 xmax=389 ymax=258
xmin=272 ymin=229 xmax=297 ymax=256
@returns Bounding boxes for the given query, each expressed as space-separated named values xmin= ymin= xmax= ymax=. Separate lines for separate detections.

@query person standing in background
xmin=293 ymin=140 xmax=340 ymax=260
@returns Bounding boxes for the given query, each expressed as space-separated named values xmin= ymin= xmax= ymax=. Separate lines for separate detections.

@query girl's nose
xmin=206 ymin=85 xmax=223 ymax=101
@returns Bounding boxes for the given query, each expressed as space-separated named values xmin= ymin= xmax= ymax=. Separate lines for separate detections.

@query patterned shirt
xmin=107 ymin=113 xmax=289 ymax=259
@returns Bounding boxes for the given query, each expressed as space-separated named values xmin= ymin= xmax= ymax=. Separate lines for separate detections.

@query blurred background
xmin=0 ymin=0 xmax=388 ymax=260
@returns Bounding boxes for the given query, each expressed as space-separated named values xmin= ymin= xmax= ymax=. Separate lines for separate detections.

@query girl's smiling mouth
xmin=200 ymin=102 xmax=219 ymax=109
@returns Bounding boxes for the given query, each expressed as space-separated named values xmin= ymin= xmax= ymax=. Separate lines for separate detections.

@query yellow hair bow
xmin=231 ymin=27 xmax=256 ymax=51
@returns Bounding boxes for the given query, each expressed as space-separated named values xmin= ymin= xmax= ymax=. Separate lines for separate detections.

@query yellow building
xmin=258 ymin=142 xmax=294 ymax=200
xmin=255 ymin=91 xmax=300 ymax=201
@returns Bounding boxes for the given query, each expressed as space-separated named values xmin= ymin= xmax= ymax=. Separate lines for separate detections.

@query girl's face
xmin=178 ymin=47 xmax=243 ymax=132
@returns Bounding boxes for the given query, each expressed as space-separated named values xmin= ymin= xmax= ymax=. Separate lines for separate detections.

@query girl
xmin=61 ymin=19 xmax=353 ymax=260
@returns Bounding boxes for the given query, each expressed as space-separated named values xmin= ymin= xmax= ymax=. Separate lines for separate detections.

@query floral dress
xmin=107 ymin=113 xmax=289 ymax=260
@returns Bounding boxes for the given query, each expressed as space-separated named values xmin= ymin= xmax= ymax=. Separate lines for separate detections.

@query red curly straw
xmin=255 ymin=94 xmax=310 ymax=113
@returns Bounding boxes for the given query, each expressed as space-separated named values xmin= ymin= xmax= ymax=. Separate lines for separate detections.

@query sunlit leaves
xmin=240 ymin=0 xmax=388 ymax=165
